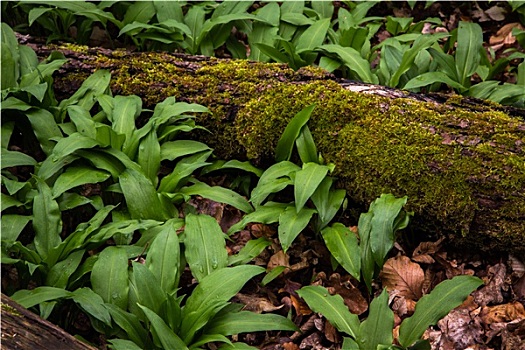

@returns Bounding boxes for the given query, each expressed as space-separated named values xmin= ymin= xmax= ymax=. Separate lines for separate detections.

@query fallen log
xmin=20 ymin=39 xmax=525 ymax=254
xmin=1 ymin=293 xmax=96 ymax=350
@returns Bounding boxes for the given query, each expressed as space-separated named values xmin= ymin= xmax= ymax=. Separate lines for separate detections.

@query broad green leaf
xmin=399 ymin=275 xmax=483 ymax=348
xmin=253 ymin=43 xmax=291 ymax=64
xmin=107 ymin=339 xmax=143 ymax=350
xmin=129 ymin=261 xmax=166 ymax=316
xmin=37 ymin=154 xmax=79 ymax=181
xmin=1 ymin=149 xmax=36 ymax=169
xmin=404 ymin=72 xmax=466 ymax=92
xmin=202 ymin=159 xmax=263 ymax=178
xmin=358 ymin=289 xmax=393 ymax=349
xmin=359 ymin=211 xmax=375 ymax=293
xmin=20 ymin=59 xmax=68 ymax=88
xmin=76 ymin=149 xmax=126 ymax=180
xmin=122 ymin=0 xmax=156 ymax=25
xmin=145 ymin=219 xmax=181 ymax=295
xmin=1 ymin=121 xmax=14 ymax=148
xmin=70 ymin=287 xmax=111 ymax=326
xmin=106 ymin=304 xmax=149 ymax=348
xmin=154 ymin=1 xmax=183 ymax=23
xmin=1 ymin=97 xmax=31 ymax=111
xmin=26 ymin=109 xmax=62 ymax=156
xmin=204 ymin=311 xmax=298 ymax=335
xmin=57 ymin=192 xmax=94 ymax=211
xmin=227 ymin=237 xmax=271 ymax=266
xmin=281 ymin=13 xmax=313 ymax=26
xmin=390 ymin=33 xmax=449 ymax=87
xmin=45 ymin=249 xmax=84 ymax=288
xmin=369 ymin=194 xmax=409 ymax=267
xmin=137 ymin=128 xmax=160 ymax=185
xmin=261 ymin=266 xmax=287 ymax=286
xmin=184 ymin=5 xmax=206 ymax=54
xmin=20 ymin=82 xmax=47 ymax=102
xmin=1 ymin=23 xmax=20 ymax=89
xmin=33 ymin=176 xmax=62 ymax=259
xmin=428 ymin=47 xmax=459 ymax=81
xmin=184 ymin=213 xmax=228 ymax=281
xmin=48 ymin=132 xmax=100 ymax=162
xmin=278 ymin=206 xmax=316 ymax=252
xmin=91 ymin=246 xmax=129 ymax=310
xmin=111 ymin=95 xmax=142 ymax=148
xmin=342 ymin=337 xmax=360 ymax=350
xmin=11 ymin=286 xmax=72 ymax=308
xmin=158 ymin=150 xmax=212 ymax=193
xmin=138 ymin=304 xmax=188 ymax=350
xmin=52 ymin=166 xmax=110 ymax=199
xmin=455 ymin=22 xmax=483 ymax=87
xmin=119 ymin=168 xmax=169 ymax=221
xmin=318 ymin=44 xmax=377 ymax=83
xmin=58 ymin=70 xmax=111 ymax=112
xmin=227 ymin=204 xmax=287 ymax=235
xmin=180 ymin=181 xmax=253 ymax=213
xmin=294 ymin=162 xmax=329 ymax=213
xmin=1 ymin=193 xmax=22 ymax=211
xmin=180 ymin=265 xmax=265 ymax=344
xmin=275 ymin=104 xmax=316 ymax=162
xmin=311 ymin=177 xmax=346 ymax=231
xmin=196 ymin=13 xmax=266 ymax=48
xmin=248 ymin=2 xmax=280 ymax=61
xmin=321 ymin=223 xmax=360 ymax=281
xmin=295 ymin=125 xmax=318 ymax=164
xmin=0 ymin=214 xmax=31 ymax=242
xmin=297 ymin=285 xmax=360 ymax=338
xmin=295 ymin=18 xmax=330 ymax=54
xmin=191 ymin=334 xmax=232 ymax=349
xmin=160 ymin=140 xmax=211 ymax=161
xmin=311 ymin=1 xmax=334 ymax=19
xmin=219 ymin=343 xmax=258 ymax=350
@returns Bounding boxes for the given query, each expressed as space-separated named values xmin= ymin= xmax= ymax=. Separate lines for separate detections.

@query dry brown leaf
xmin=481 ymin=302 xmax=525 ymax=324
xmin=249 ymin=223 xmax=276 ymax=238
xmin=412 ymin=238 xmax=444 ymax=264
xmin=473 ymin=263 xmax=508 ymax=306
xmin=514 ymin=274 xmax=525 ymax=299
xmin=267 ymin=250 xmax=290 ymax=270
xmin=291 ymin=295 xmax=312 ymax=316
xmin=489 ymin=22 xmax=525 ymax=50
xmin=437 ymin=308 xmax=484 ymax=349
xmin=324 ymin=320 xmax=341 ymax=344
xmin=282 ymin=342 xmax=300 ymax=350
xmin=235 ymin=293 xmax=284 ymax=313
xmin=380 ymin=256 xmax=425 ymax=300
xmin=327 ymin=274 xmax=368 ymax=315
xmin=485 ymin=6 xmax=507 ymax=21
xmin=510 ymin=254 xmax=525 ymax=278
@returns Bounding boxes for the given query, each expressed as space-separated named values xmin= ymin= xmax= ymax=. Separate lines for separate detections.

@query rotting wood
xmin=1 ymin=293 xmax=96 ymax=350
xmin=15 ymin=37 xmax=525 ymax=254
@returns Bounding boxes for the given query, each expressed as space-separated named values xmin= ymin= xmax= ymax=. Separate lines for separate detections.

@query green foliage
xmin=299 ymin=275 xmax=483 ymax=349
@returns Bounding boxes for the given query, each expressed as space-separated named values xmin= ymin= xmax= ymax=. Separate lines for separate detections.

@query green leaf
xmin=52 ymin=166 xmax=110 ymax=199
xmin=311 ymin=177 xmax=346 ymax=231
xmin=59 ymin=70 xmax=111 ymax=112
xmin=70 ymin=287 xmax=112 ymax=326
xmin=111 ymin=95 xmax=142 ymax=150
xmin=160 ymin=140 xmax=211 ymax=161
xmin=389 ymin=33 xmax=449 ymax=87
xmin=311 ymin=1 xmax=334 ymax=19
xmin=321 ymin=223 xmax=360 ymax=281
xmin=33 ymin=176 xmax=62 ymax=259
xmin=91 ymin=246 xmax=129 ymax=310
xmin=204 ymin=310 xmax=298 ymax=335
xmin=45 ymin=249 xmax=84 ymax=288
xmin=11 ymin=286 xmax=72 ymax=308
xmin=180 ymin=181 xmax=253 ymax=214
xmin=404 ymin=72 xmax=466 ymax=92
xmin=37 ymin=155 xmax=79 ymax=181
xmin=76 ymin=149 xmax=125 ymax=180
xmin=295 ymin=125 xmax=318 ymax=164
xmin=358 ymin=289 xmax=393 ymax=349
xmin=122 ymin=0 xmax=156 ymax=26
xmin=119 ymin=168 xmax=169 ymax=221
xmin=48 ymin=132 xmax=101 ymax=162
xmin=145 ymin=219 xmax=181 ymax=295
xmin=106 ymin=304 xmax=149 ymax=349
xmin=278 ymin=206 xmax=316 ymax=252
xmin=227 ymin=204 xmax=287 ymax=235
xmin=275 ymin=104 xmax=316 ymax=162
xmin=158 ymin=150 xmax=212 ymax=193
xmin=0 ymin=215 xmax=32 ymax=242
xmin=399 ymin=275 xmax=483 ymax=348
xmin=358 ymin=211 xmax=375 ymax=293
xmin=369 ymin=194 xmax=409 ymax=267
xmin=455 ymin=22 xmax=483 ymax=87
xmin=202 ymin=160 xmax=263 ymax=178
xmin=26 ymin=109 xmax=63 ymax=156
xmin=297 ymin=285 xmax=360 ymax=339
xmin=1 ymin=149 xmax=36 ymax=169
xmin=107 ymin=339 xmax=143 ymax=350
xmin=1 ymin=23 xmax=20 ymax=89
xmin=261 ymin=266 xmax=287 ymax=286
xmin=227 ymin=237 xmax=271 ymax=266
xmin=295 ymin=18 xmax=330 ymax=54
xmin=129 ymin=261 xmax=166 ymax=317
xmin=184 ymin=213 xmax=228 ymax=281
xmin=318 ymin=44 xmax=377 ymax=83
xmin=1 ymin=193 xmax=22 ymax=211
xmin=294 ymin=162 xmax=329 ymax=213
xmin=138 ymin=304 xmax=188 ymax=350
xmin=137 ymin=128 xmax=160 ymax=185
xmin=180 ymin=265 xmax=265 ymax=344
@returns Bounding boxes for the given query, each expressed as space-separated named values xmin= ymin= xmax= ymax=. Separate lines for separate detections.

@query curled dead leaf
xmin=380 ymin=256 xmax=425 ymax=300
xmin=268 ymin=249 xmax=290 ymax=270
xmin=235 ymin=293 xmax=284 ymax=313
xmin=489 ymin=22 xmax=525 ymax=51
xmin=481 ymin=302 xmax=525 ymax=324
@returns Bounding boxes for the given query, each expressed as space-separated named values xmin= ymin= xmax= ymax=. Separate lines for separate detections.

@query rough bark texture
xmin=21 ymin=39 xmax=525 ymax=254
xmin=1 ymin=293 xmax=96 ymax=350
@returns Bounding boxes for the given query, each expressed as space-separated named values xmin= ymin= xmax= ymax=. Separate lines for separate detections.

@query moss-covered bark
xmin=31 ymin=43 xmax=525 ymax=254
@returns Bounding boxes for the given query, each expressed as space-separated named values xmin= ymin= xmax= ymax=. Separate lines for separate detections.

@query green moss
xmin=53 ymin=45 xmax=525 ymax=253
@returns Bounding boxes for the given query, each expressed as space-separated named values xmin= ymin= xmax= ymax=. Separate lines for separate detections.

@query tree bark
xmin=19 ymin=39 xmax=525 ymax=254
xmin=1 ymin=294 xmax=96 ymax=350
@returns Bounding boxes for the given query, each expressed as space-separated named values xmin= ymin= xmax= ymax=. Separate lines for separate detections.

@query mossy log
xmin=23 ymin=39 xmax=525 ymax=254
xmin=1 ymin=293 xmax=96 ymax=350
